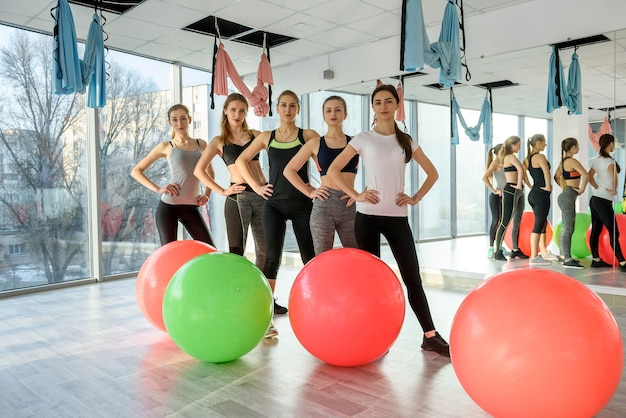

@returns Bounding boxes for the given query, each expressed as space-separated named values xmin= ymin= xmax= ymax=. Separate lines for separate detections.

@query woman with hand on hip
xmin=327 ymin=84 xmax=449 ymax=357
xmin=284 ymin=95 xmax=359 ymax=255
xmin=588 ymin=133 xmax=626 ymax=271
xmin=524 ymin=133 xmax=554 ymax=265
xmin=553 ymin=137 xmax=589 ymax=269
xmin=194 ymin=93 xmax=266 ymax=269
xmin=236 ymin=90 xmax=319 ymax=336
xmin=131 ymin=104 xmax=214 ymax=246
xmin=492 ymin=136 xmax=525 ymax=261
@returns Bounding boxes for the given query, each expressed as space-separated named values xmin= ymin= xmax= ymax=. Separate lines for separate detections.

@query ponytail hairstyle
xmin=221 ymin=93 xmax=251 ymax=146
xmin=486 ymin=143 xmax=502 ymax=169
xmin=371 ymin=84 xmax=412 ymax=163
xmin=599 ymin=133 xmax=621 ymax=173
xmin=560 ymin=137 xmax=579 ymax=189
xmin=525 ymin=133 xmax=545 ymax=165
xmin=498 ymin=136 xmax=521 ymax=165
xmin=167 ymin=104 xmax=191 ymax=139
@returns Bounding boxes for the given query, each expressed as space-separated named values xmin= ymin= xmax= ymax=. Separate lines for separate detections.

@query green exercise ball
xmin=163 ymin=252 xmax=273 ymax=363
xmin=553 ymin=212 xmax=592 ymax=259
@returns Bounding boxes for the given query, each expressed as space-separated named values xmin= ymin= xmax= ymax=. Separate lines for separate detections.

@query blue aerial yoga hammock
xmin=547 ymin=46 xmax=581 ymax=114
xmin=450 ymin=89 xmax=493 ymax=145
xmin=400 ymin=0 xmax=462 ymax=88
xmin=52 ymin=0 xmax=106 ymax=107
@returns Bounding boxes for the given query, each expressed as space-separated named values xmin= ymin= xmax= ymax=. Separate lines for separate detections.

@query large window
xmin=0 ymin=28 xmax=90 ymax=289
xmin=95 ymin=52 xmax=172 ymax=276
xmin=417 ymin=103 xmax=451 ymax=239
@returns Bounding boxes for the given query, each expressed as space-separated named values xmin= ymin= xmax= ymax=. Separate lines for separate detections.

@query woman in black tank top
xmin=236 ymin=90 xmax=319 ymax=337
xmin=194 ymin=93 xmax=267 ymax=271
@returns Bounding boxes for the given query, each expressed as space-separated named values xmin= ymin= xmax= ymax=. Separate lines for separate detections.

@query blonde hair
xmin=498 ymin=136 xmax=521 ymax=165
xmin=525 ymin=133 xmax=545 ymax=165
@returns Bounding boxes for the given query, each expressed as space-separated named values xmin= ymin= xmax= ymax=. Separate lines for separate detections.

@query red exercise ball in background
xmin=136 ymin=240 xmax=217 ymax=332
xmin=450 ymin=269 xmax=623 ymax=418
xmin=504 ymin=210 xmax=552 ymax=255
xmin=289 ymin=248 xmax=405 ymax=367
xmin=593 ymin=213 xmax=626 ymax=266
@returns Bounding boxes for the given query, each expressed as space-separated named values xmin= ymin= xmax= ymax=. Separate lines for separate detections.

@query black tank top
xmin=221 ymin=134 xmax=259 ymax=166
xmin=317 ymin=135 xmax=359 ymax=176
xmin=268 ymin=128 xmax=308 ymax=200
xmin=528 ymin=153 xmax=550 ymax=188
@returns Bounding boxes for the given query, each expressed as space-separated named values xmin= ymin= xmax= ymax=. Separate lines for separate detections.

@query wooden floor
xmin=1 ymin=236 xmax=625 ymax=417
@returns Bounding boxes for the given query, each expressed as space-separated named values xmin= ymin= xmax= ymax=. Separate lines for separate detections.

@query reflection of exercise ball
xmin=163 ymin=252 xmax=272 ymax=363
xmin=450 ymin=269 xmax=623 ymax=418
xmin=596 ymin=214 xmax=626 ymax=266
xmin=504 ymin=210 xmax=552 ymax=255
xmin=289 ymin=248 xmax=405 ymax=367
xmin=136 ymin=240 xmax=217 ymax=332
xmin=552 ymin=213 xmax=591 ymax=258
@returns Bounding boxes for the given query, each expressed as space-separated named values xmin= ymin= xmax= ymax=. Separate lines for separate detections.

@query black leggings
xmin=262 ymin=198 xmax=315 ymax=279
xmin=355 ymin=212 xmax=435 ymax=332
xmin=488 ymin=192 xmax=501 ymax=245
xmin=528 ymin=187 xmax=550 ymax=234
xmin=155 ymin=201 xmax=214 ymax=246
xmin=589 ymin=196 xmax=625 ymax=262
xmin=494 ymin=184 xmax=522 ymax=251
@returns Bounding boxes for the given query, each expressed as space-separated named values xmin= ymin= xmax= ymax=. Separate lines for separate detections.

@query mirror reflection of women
xmin=194 ymin=93 xmax=266 ymax=270
xmin=131 ymin=104 xmax=214 ymax=246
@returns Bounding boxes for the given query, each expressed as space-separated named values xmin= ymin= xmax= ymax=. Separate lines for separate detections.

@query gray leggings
xmin=557 ymin=186 xmax=578 ymax=259
xmin=310 ymin=188 xmax=357 ymax=255
xmin=224 ymin=190 xmax=266 ymax=270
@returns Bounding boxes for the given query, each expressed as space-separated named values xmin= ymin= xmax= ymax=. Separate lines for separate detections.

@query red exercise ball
xmin=450 ymin=269 xmax=623 ymax=418
xmin=289 ymin=248 xmax=405 ymax=367
xmin=504 ymin=210 xmax=552 ymax=255
xmin=136 ymin=240 xmax=217 ymax=332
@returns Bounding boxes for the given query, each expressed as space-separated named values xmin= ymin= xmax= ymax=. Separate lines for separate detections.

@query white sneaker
xmin=530 ymin=255 xmax=552 ymax=266
xmin=265 ymin=323 xmax=278 ymax=338
xmin=541 ymin=251 xmax=558 ymax=261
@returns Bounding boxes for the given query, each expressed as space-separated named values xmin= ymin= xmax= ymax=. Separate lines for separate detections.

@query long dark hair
xmin=599 ymin=133 xmax=621 ymax=173
xmin=371 ymin=84 xmax=412 ymax=163
xmin=221 ymin=93 xmax=252 ymax=146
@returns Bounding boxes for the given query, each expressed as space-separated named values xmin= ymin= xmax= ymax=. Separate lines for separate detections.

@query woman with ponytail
xmin=327 ymin=84 xmax=449 ymax=357
xmin=523 ymin=133 xmax=554 ymax=265
xmin=588 ymin=133 xmax=626 ymax=271
xmin=554 ymin=137 xmax=588 ymax=268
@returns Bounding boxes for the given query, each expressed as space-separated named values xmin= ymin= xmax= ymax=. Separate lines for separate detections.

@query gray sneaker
xmin=530 ymin=255 xmax=552 ymax=266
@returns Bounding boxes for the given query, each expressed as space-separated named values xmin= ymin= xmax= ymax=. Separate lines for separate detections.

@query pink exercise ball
xmin=289 ymin=248 xmax=405 ymax=367
xmin=595 ymin=213 xmax=626 ymax=266
xmin=450 ymin=269 xmax=623 ymax=418
xmin=136 ymin=240 xmax=217 ymax=332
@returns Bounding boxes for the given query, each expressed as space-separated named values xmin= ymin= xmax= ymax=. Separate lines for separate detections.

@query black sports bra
xmin=221 ymin=134 xmax=259 ymax=166
xmin=503 ymin=165 xmax=517 ymax=172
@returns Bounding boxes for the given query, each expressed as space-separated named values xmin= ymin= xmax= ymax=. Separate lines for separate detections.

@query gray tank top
xmin=161 ymin=139 xmax=203 ymax=205
xmin=493 ymin=168 xmax=507 ymax=190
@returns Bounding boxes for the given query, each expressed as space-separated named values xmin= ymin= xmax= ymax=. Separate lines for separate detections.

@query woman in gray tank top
xmin=131 ymin=104 xmax=214 ymax=246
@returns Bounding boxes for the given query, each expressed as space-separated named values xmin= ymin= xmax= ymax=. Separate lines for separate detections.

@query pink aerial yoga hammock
xmin=212 ymin=38 xmax=274 ymax=117
xmin=588 ymin=117 xmax=611 ymax=151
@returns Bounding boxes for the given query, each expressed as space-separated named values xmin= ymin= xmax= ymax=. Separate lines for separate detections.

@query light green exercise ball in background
xmin=163 ymin=252 xmax=273 ymax=363
xmin=552 ymin=212 xmax=591 ymax=259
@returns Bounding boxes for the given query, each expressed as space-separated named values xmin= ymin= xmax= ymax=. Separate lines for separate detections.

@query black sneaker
xmin=591 ymin=259 xmax=612 ymax=268
xmin=421 ymin=332 xmax=450 ymax=357
xmin=619 ymin=263 xmax=626 ymax=273
xmin=274 ymin=301 xmax=288 ymax=315
xmin=563 ymin=259 xmax=584 ymax=269
xmin=509 ymin=249 xmax=529 ymax=259
xmin=493 ymin=250 xmax=507 ymax=261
